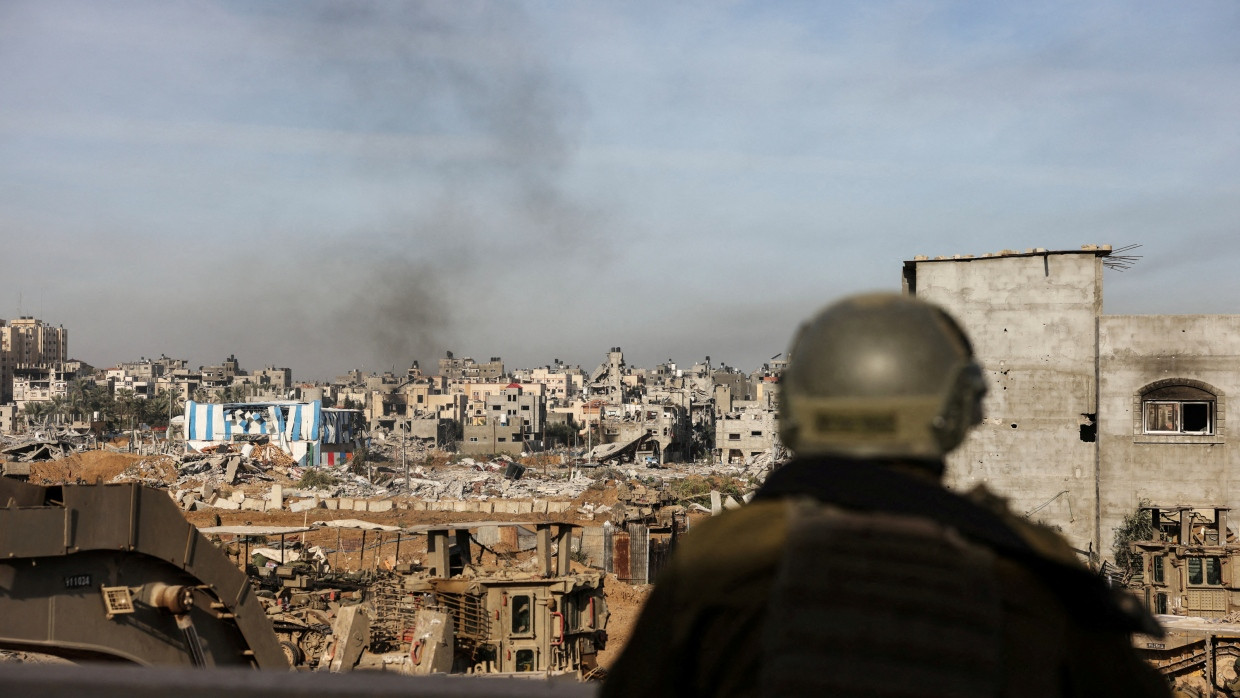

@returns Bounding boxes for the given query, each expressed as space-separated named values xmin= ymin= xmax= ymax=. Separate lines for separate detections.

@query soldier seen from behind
xmin=603 ymin=292 xmax=1169 ymax=697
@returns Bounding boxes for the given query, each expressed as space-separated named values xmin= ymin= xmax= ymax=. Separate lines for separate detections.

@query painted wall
xmin=184 ymin=400 xmax=323 ymax=466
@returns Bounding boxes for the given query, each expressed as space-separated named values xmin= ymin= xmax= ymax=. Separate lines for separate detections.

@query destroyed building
xmin=905 ymin=245 xmax=1240 ymax=562
xmin=511 ymin=362 xmax=582 ymax=407
xmin=715 ymin=405 xmax=779 ymax=465
xmin=586 ymin=348 xmax=633 ymax=403
xmin=588 ymin=402 xmax=691 ymax=465
xmin=11 ymin=364 xmax=74 ymax=412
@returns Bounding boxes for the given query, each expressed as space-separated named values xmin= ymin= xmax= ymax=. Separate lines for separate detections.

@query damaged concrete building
xmin=905 ymin=245 xmax=1240 ymax=563
xmin=590 ymin=402 xmax=691 ymax=465
xmin=716 ymin=406 xmax=779 ymax=465
xmin=437 ymin=352 xmax=504 ymax=381
xmin=0 ymin=316 xmax=69 ymax=405
xmin=461 ymin=383 xmax=547 ymax=457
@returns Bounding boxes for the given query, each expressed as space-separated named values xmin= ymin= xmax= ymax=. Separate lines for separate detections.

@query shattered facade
xmin=11 ymin=364 xmax=73 ymax=412
xmin=715 ymin=406 xmax=779 ymax=465
xmin=589 ymin=403 xmax=690 ymax=465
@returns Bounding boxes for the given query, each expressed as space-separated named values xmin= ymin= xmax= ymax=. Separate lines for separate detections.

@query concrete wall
xmin=1098 ymin=314 xmax=1240 ymax=552
xmin=461 ymin=418 xmax=525 ymax=457
xmin=909 ymin=251 xmax=1105 ymax=552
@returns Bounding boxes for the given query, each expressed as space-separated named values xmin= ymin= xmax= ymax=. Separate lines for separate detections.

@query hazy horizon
xmin=4 ymin=2 xmax=1238 ymax=380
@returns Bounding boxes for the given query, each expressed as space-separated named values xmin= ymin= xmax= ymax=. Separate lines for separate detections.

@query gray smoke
xmin=256 ymin=2 xmax=595 ymax=376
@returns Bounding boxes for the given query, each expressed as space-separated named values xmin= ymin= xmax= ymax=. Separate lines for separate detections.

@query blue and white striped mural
xmin=184 ymin=400 xmax=327 ymax=466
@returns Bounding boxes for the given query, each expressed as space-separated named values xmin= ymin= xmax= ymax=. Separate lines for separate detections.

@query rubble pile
xmin=0 ymin=430 xmax=92 ymax=462
xmin=5 ymin=427 xmax=777 ymax=524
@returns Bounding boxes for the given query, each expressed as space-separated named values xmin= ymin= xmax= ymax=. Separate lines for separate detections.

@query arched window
xmin=1141 ymin=382 xmax=1217 ymax=435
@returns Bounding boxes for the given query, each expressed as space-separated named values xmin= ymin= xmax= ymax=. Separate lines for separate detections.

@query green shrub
xmin=298 ymin=468 xmax=338 ymax=489
xmin=1113 ymin=500 xmax=1154 ymax=578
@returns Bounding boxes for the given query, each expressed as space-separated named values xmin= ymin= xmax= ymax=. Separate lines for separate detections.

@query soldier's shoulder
xmin=963 ymin=484 xmax=1084 ymax=567
xmin=668 ymin=500 xmax=791 ymax=579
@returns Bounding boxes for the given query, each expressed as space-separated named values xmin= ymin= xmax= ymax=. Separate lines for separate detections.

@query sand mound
xmin=29 ymin=450 xmax=176 ymax=485
xmin=597 ymin=574 xmax=653 ymax=668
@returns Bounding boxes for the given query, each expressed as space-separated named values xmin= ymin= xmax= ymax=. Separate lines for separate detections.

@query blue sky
xmin=2 ymin=1 xmax=1238 ymax=379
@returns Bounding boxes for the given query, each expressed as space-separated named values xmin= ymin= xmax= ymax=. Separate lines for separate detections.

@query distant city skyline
xmin=5 ymin=312 xmax=772 ymax=382
xmin=4 ymin=2 xmax=1238 ymax=380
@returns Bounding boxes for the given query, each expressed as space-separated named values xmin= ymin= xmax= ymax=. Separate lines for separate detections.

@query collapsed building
xmin=588 ymin=402 xmax=690 ymax=465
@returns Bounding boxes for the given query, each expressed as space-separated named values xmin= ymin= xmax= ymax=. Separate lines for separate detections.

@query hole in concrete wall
xmin=1010 ymin=423 xmax=1017 ymax=429
xmin=1079 ymin=413 xmax=1096 ymax=442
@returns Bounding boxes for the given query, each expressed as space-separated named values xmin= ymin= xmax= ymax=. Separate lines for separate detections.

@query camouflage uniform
xmin=602 ymin=456 xmax=1170 ymax=698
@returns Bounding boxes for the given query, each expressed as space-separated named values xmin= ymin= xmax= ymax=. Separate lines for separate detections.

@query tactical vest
xmin=760 ymin=500 xmax=1003 ymax=696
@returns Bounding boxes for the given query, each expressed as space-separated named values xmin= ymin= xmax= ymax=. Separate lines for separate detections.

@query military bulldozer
xmin=0 ymin=476 xmax=607 ymax=681
xmin=1127 ymin=504 xmax=1240 ymax=693
xmin=248 ymin=520 xmax=609 ymax=678
xmin=389 ymin=521 xmax=609 ymax=677
xmin=0 ymin=478 xmax=286 ymax=668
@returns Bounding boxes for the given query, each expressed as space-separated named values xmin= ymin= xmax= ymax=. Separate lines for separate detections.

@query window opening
xmin=511 ymin=595 xmax=532 ymax=634
xmin=1142 ymin=384 xmax=1217 ymax=435
xmin=515 ymin=649 xmax=535 ymax=672
xmin=1187 ymin=556 xmax=1223 ymax=586
xmin=1145 ymin=401 xmax=1213 ymax=434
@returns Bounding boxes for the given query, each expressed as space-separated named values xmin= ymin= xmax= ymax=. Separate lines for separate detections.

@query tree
xmin=1113 ymin=500 xmax=1154 ymax=580
xmin=544 ymin=421 xmax=577 ymax=448
xmin=141 ymin=389 xmax=179 ymax=428
xmin=66 ymin=377 xmax=89 ymax=423
xmin=21 ymin=401 xmax=52 ymax=427
xmin=222 ymin=383 xmax=250 ymax=403
xmin=113 ymin=389 xmax=141 ymax=430
xmin=46 ymin=395 xmax=69 ymax=425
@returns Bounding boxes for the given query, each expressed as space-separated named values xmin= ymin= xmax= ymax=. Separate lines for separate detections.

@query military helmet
xmin=778 ymin=292 xmax=986 ymax=460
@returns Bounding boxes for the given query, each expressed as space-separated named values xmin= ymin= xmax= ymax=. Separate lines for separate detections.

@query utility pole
xmin=401 ymin=422 xmax=408 ymax=490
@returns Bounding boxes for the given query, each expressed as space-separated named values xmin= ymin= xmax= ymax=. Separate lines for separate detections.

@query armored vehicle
xmin=209 ymin=520 xmax=609 ymax=678
xmin=1128 ymin=505 xmax=1240 ymax=691
xmin=353 ymin=521 xmax=607 ymax=678
xmin=0 ymin=478 xmax=286 ymax=668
